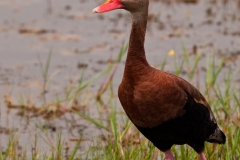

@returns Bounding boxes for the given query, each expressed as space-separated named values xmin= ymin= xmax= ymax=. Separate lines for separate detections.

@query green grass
xmin=2 ymin=44 xmax=240 ymax=159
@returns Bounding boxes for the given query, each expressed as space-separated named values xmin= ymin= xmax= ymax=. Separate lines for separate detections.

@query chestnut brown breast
xmin=118 ymin=68 xmax=187 ymax=128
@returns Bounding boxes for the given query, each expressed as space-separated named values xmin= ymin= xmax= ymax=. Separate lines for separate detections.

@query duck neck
xmin=127 ymin=11 xmax=148 ymax=62
xmin=124 ymin=10 xmax=149 ymax=75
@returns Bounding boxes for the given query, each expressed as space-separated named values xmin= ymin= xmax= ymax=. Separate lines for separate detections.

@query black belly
xmin=135 ymin=96 xmax=217 ymax=153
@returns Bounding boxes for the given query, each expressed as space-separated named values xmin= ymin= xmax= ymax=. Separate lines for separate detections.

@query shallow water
xmin=0 ymin=0 xmax=240 ymax=157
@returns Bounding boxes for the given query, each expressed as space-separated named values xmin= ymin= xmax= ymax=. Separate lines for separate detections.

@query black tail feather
xmin=206 ymin=127 xmax=226 ymax=144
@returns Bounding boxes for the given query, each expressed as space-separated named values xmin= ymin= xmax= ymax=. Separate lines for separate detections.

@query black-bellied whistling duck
xmin=93 ymin=0 xmax=226 ymax=160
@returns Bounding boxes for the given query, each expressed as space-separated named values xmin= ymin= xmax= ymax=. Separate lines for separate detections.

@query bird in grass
xmin=93 ymin=0 xmax=226 ymax=159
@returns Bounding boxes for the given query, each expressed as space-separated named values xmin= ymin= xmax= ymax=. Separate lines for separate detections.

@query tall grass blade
xmin=75 ymin=111 xmax=109 ymax=131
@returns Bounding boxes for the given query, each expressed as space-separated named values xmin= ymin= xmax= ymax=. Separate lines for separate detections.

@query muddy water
xmin=0 ymin=0 xmax=240 ymax=157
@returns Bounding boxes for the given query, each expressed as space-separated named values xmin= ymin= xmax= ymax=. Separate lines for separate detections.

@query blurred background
xmin=0 ymin=0 xmax=240 ymax=159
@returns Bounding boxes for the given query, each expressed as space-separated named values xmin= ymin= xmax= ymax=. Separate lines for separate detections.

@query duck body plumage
xmin=118 ymin=66 xmax=226 ymax=153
